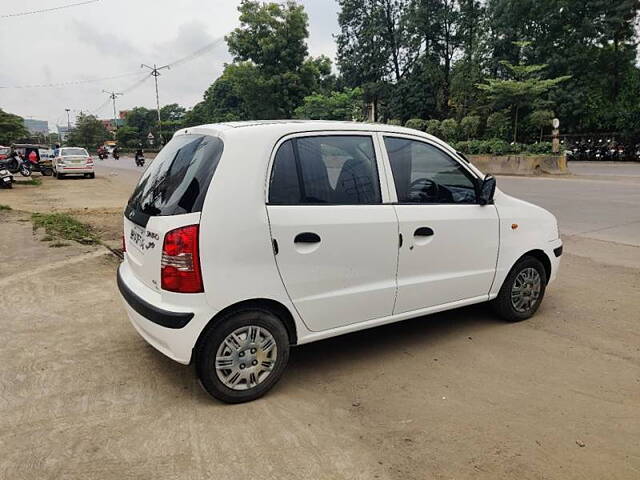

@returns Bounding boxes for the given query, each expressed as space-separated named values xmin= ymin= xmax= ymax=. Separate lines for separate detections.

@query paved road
xmin=568 ymin=160 xmax=640 ymax=178
xmin=97 ymin=156 xmax=149 ymax=172
xmin=497 ymin=171 xmax=640 ymax=247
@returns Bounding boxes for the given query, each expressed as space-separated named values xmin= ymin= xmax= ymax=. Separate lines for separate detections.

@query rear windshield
xmin=61 ymin=148 xmax=88 ymax=156
xmin=127 ymin=134 xmax=224 ymax=218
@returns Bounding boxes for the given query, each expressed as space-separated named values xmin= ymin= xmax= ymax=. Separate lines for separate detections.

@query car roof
xmin=175 ymin=120 xmax=441 ymax=142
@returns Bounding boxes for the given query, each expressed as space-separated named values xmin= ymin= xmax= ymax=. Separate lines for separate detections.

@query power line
xmin=0 ymin=71 xmax=140 ymax=89
xmin=1 ymin=0 xmax=101 ymax=19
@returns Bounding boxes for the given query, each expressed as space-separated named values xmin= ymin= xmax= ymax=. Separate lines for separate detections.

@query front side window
xmin=384 ymin=137 xmax=477 ymax=204
xmin=269 ymin=135 xmax=381 ymax=205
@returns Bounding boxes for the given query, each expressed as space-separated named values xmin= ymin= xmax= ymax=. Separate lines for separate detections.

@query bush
xmin=440 ymin=118 xmax=459 ymax=142
xmin=460 ymin=115 xmax=481 ymax=140
xmin=404 ymin=118 xmax=427 ymax=131
xmin=387 ymin=119 xmax=402 ymax=126
xmin=425 ymin=119 xmax=442 ymax=138
xmin=486 ymin=111 xmax=512 ymax=141
xmin=528 ymin=142 xmax=553 ymax=154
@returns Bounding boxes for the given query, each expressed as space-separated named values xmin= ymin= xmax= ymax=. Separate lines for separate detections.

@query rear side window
xmin=269 ymin=135 xmax=381 ymax=205
xmin=127 ymin=134 xmax=224 ymax=218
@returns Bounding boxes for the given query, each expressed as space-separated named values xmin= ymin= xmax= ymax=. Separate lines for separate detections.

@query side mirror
xmin=478 ymin=175 xmax=496 ymax=205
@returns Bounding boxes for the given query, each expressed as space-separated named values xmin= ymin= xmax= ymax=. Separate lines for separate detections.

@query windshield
xmin=61 ymin=148 xmax=88 ymax=156
xmin=127 ymin=134 xmax=224 ymax=218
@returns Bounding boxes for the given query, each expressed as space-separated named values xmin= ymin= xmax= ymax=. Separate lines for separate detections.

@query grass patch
xmin=14 ymin=178 xmax=42 ymax=186
xmin=0 ymin=204 xmax=11 ymax=211
xmin=49 ymin=242 xmax=70 ymax=248
xmin=40 ymin=235 xmax=54 ymax=242
xmin=31 ymin=213 xmax=99 ymax=245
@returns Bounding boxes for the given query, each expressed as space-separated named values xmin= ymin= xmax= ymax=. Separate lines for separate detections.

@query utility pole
xmin=65 ymin=108 xmax=71 ymax=129
xmin=103 ymin=89 xmax=123 ymax=135
xmin=141 ymin=63 xmax=170 ymax=145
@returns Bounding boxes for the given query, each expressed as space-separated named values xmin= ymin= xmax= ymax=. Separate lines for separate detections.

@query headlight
xmin=0 ymin=169 xmax=9 ymax=175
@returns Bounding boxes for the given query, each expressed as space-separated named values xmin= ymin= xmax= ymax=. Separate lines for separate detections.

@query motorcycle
xmin=0 ymin=160 xmax=14 ymax=188
xmin=112 ymin=149 xmax=120 ymax=160
xmin=6 ymin=153 xmax=32 ymax=176
xmin=97 ymin=147 xmax=109 ymax=160
xmin=135 ymin=152 xmax=145 ymax=167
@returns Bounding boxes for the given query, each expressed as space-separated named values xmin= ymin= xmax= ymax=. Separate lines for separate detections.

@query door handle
xmin=414 ymin=227 xmax=434 ymax=237
xmin=294 ymin=232 xmax=321 ymax=244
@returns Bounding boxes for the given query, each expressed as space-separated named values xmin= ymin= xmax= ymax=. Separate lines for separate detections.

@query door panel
xmin=394 ymin=204 xmax=499 ymax=313
xmin=268 ymin=205 xmax=398 ymax=331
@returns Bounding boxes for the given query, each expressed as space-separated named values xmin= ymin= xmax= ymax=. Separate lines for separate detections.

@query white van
xmin=117 ymin=121 xmax=562 ymax=403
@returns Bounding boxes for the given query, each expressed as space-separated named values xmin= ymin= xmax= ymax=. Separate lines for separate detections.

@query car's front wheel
xmin=196 ymin=308 xmax=290 ymax=403
xmin=491 ymin=256 xmax=547 ymax=322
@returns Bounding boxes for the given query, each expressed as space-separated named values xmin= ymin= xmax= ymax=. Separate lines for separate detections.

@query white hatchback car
xmin=53 ymin=147 xmax=95 ymax=179
xmin=117 ymin=121 xmax=562 ymax=403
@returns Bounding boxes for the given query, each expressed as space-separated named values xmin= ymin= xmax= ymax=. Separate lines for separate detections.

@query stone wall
xmin=469 ymin=155 xmax=568 ymax=176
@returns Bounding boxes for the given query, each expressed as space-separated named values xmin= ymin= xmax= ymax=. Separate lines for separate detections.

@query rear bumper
xmin=117 ymin=261 xmax=214 ymax=365
xmin=58 ymin=165 xmax=94 ymax=173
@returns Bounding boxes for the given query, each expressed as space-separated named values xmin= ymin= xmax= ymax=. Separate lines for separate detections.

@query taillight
xmin=161 ymin=225 xmax=203 ymax=293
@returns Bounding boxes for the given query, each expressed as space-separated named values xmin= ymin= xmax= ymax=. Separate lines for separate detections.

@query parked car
xmin=117 ymin=121 xmax=563 ymax=403
xmin=52 ymin=147 xmax=95 ymax=179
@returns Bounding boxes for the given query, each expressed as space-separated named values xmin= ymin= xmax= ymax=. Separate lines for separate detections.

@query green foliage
xmin=115 ymin=126 xmax=139 ymax=148
xmin=404 ymin=118 xmax=427 ymax=131
xmin=440 ymin=118 xmax=459 ymax=141
xmin=0 ymin=204 xmax=12 ymax=211
xmin=486 ymin=111 xmax=511 ymax=141
xmin=0 ymin=109 xmax=29 ymax=145
xmin=31 ymin=213 xmax=98 ymax=245
xmin=453 ymin=139 xmax=552 ymax=155
xmin=528 ymin=110 xmax=555 ymax=141
xmin=387 ymin=119 xmax=402 ymax=126
xmin=425 ymin=119 xmax=443 ymax=138
xmin=460 ymin=115 xmax=481 ymax=140
xmin=66 ymin=113 xmax=111 ymax=149
xmin=294 ymin=88 xmax=364 ymax=120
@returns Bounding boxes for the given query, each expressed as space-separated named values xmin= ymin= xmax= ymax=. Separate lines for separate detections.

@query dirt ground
xmin=0 ymin=170 xmax=639 ymax=479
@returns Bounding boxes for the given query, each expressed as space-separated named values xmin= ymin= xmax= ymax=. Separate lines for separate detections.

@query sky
xmin=0 ymin=0 xmax=340 ymax=130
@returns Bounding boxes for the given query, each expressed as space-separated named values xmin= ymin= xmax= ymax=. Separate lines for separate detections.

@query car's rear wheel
xmin=196 ymin=308 xmax=290 ymax=403
xmin=491 ymin=256 xmax=547 ymax=322
xmin=57 ymin=172 xmax=64 ymax=180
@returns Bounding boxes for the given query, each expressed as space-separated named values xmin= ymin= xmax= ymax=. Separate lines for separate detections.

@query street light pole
xmin=103 ymin=90 xmax=123 ymax=134
xmin=65 ymin=108 xmax=71 ymax=129
xmin=141 ymin=63 xmax=170 ymax=145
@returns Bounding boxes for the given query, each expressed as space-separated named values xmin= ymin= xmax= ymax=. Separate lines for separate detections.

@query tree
xmin=460 ymin=115 xmax=481 ymax=140
xmin=0 ymin=109 xmax=29 ymax=145
xmin=223 ymin=0 xmax=330 ymax=119
xmin=477 ymin=42 xmax=570 ymax=142
xmin=294 ymin=88 xmax=364 ymax=120
xmin=425 ymin=119 xmax=443 ymax=137
xmin=485 ymin=111 xmax=511 ymax=140
xmin=66 ymin=113 xmax=110 ymax=149
xmin=528 ymin=110 xmax=554 ymax=142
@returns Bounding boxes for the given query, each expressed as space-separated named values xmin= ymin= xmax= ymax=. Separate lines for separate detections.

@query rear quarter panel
xmin=197 ymin=129 xmax=307 ymax=336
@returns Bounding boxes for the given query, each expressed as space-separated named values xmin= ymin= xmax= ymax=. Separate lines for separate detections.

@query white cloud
xmin=0 ymin=0 xmax=339 ymax=129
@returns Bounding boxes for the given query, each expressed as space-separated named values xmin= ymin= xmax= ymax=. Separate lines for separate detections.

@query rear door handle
xmin=414 ymin=227 xmax=434 ymax=237
xmin=294 ymin=232 xmax=321 ymax=244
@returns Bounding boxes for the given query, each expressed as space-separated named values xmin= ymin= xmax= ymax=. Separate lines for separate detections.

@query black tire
xmin=57 ymin=173 xmax=65 ymax=180
xmin=491 ymin=256 xmax=547 ymax=322
xmin=20 ymin=166 xmax=31 ymax=177
xmin=196 ymin=308 xmax=290 ymax=404
xmin=89 ymin=173 xmax=95 ymax=179
xmin=41 ymin=167 xmax=53 ymax=176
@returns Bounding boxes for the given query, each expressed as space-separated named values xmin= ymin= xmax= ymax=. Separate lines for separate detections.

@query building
xmin=100 ymin=118 xmax=125 ymax=134
xmin=23 ymin=118 xmax=49 ymax=135
xmin=57 ymin=125 xmax=71 ymax=142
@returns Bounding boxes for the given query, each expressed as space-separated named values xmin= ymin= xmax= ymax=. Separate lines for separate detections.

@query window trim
xmin=266 ymin=132 xmax=387 ymax=206
xmin=380 ymin=134 xmax=483 ymax=206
